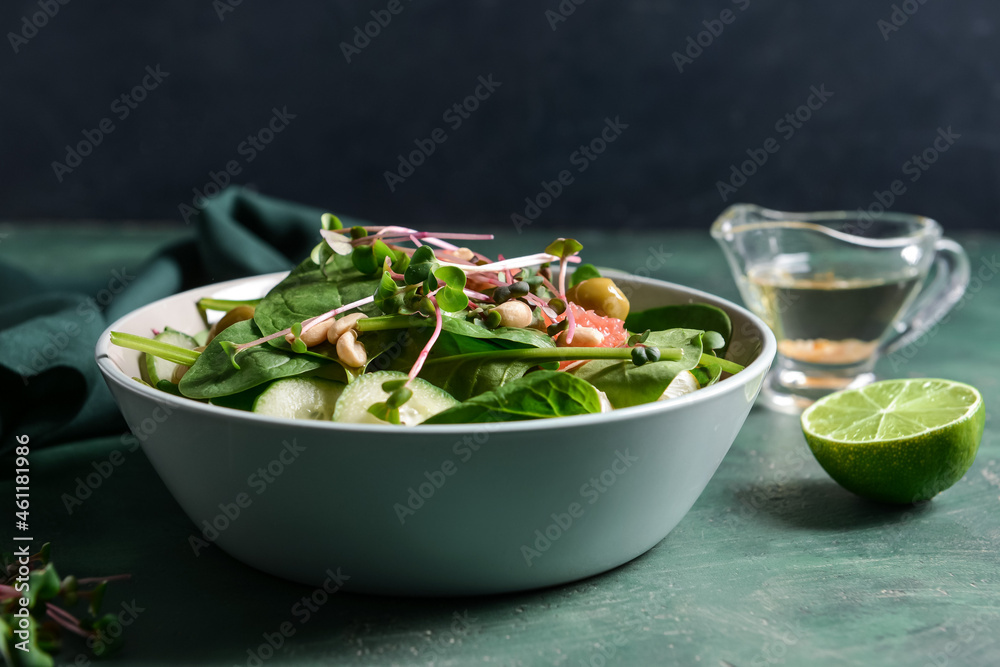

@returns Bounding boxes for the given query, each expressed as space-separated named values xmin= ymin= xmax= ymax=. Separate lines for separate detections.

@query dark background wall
xmin=1 ymin=0 xmax=998 ymax=231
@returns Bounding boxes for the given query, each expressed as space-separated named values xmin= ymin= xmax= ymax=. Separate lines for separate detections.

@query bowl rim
xmin=95 ymin=270 xmax=776 ymax=434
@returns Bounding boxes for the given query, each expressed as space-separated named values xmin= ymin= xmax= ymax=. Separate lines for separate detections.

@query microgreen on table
xmin=1 ymin=544 xmax=130 ymax=665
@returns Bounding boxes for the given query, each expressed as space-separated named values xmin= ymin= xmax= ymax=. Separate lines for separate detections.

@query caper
xmin=566 ymin=277 xmax=630 ymax=320
xmin=492 ymin=285 xmax=512 ymax=304
xmin=508 ymin=281 xmax=530 ymax=297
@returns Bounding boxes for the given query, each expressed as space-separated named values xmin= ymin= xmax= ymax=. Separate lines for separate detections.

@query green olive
xmin=207 ymin=305 xmax=256 ymax=343
xmin=566 ymin=278 xmax=630 ymax=320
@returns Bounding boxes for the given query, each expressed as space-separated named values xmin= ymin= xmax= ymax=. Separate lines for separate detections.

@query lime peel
xmin=801 ymin=378 xmax=986 ymax=504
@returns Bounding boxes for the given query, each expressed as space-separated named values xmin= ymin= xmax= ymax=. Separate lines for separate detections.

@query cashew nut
xmin=336 ymin=329 xmax=367 ymax=368
xmin=493 ymin=300 xmax=533 ymax=328
xmin=286 ymin=317 xmax=335 ymax=347
xmin=557 ymin=326 xmax=604 ymax=347
xmin=327 ymin=312 xmax=368 ymax=345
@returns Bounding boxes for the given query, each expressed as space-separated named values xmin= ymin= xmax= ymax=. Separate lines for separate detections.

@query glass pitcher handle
xmin=883 ymin=238 xmax=970 ymax=355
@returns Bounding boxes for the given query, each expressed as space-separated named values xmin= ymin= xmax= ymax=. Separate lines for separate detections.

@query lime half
xmin=801 ymin=378 xmax=985 ymax=504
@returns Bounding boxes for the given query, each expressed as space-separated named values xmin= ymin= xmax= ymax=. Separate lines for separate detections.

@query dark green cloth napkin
xmin=0 ymin=187 xmax=362 ymax=450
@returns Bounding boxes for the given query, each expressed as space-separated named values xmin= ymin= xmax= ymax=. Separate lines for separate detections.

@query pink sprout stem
xmin=372 ymin=225 xmax=418 ymax=237
xmin=464 ymin=287 xmax=492 ymax=302
xmin=497 ymin=254 xmax=515 ymax=284
xmin=437 ymin=248 xmax=477 ymax=264
xmin=366 ymin=226 xmax=492 ymax=242
xmin=46 ymin=604 xmax=92 ymax=638
xmin=525 ymin=293 xmax=556 ymax=319
xmin=539 ymin=274 xmax=560 ymax=296
xmin=558 ymin=257 xmax=569 ymax=298
xmin=565 ymin=304 xmax=577 ymax=343
xmin=75 ymin=574 xmax=132 ymax=585
xmin=468 ymin=273 xmax=506 ymax=287
xmin=421 ymin=236 xmax=459 ymax=251
xmin=407 ymin=296 xmax=443 ymax=384
xmin=551 ymin=257 xmax=578 ymax=342
xmin=438 ymin=252 xmax=577 ymax=274
xmin=298 ymin=295 xmax=376 ymax=336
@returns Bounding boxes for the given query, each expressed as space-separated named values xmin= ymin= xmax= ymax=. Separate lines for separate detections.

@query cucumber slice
xmin=143 ymin=328 xmax=199 ymax=386
xmin=333 ymin=371 xmax=459 ymax=426
xmin=252 ymin=378 xmax=346 ymax=420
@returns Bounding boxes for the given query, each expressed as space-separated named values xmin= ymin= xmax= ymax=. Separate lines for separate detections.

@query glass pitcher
xmin=711 ymin=204 xmax=970 ymax=414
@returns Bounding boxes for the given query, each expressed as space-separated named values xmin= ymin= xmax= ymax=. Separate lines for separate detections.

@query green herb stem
xmin=424 ymin=346 xmax=684 ymax=366
xmin=356 ymin=315 xmax=435 ymax=332
xmin=357 ymin=316 xmax=747 ymax=374
xmin=110 ymin=331 xmax=201 ymax=365
xmin=702 ymin=354 xmax=745 ymax=374
xmin=196 ymin=297 xmax=262 ymax=312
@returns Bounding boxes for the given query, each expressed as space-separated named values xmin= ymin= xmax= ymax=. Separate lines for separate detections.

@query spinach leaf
xmin=570 ymin=263 xmax=602 ymax=287
xmin=178 ymin=320 xmax=329 ymax=399
xmin=412 ymin=328 xmax=555 ymax=399
xmin=570 ymin=329 xmax=704 ymax=408
xmin=254 ymin=255 xmax=382 ymax=338
xmin=431 ymin=330 xmax=528 ymax=356
xmin=625 ymin=304 xmax=732 ymax=356
xmin=431 ymin=328 xmax=555 ymax=357
xmin=418 ymin=357 xmax=536 ymax=401
xmin=691 ymin=357 xmax=723 ymax=388
xmin=438 ymin=315 xmax=555 ymax=348
xmin=422 ymin=371 xmax=602 ymax=424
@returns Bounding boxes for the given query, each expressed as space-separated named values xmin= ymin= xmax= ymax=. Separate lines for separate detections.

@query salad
xmin=111 ymin=215 xmax=744 ymax=425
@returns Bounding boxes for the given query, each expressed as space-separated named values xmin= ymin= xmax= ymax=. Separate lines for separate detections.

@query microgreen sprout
xmin=1 ymin=543 xmax=131 ymax=663
xmin=543 ymin=238 xmax=583 ymax=343
xmin=627 ymin=330 xmax=651 ymax=346
xmin=432 ymin=265 xmax=469 ymax=312
xmin=288 ymin=322 xmax=308 ymax=354
xmin=368 ymin=293 xmax=444 ymax=421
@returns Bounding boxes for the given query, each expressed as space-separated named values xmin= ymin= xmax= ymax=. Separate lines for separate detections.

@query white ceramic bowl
xmin=96 ymin=271 xmax=775 ymax=596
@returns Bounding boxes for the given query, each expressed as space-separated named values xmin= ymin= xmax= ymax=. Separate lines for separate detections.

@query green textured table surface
xmin=3 ymin=224 xmax=999 ymax=667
